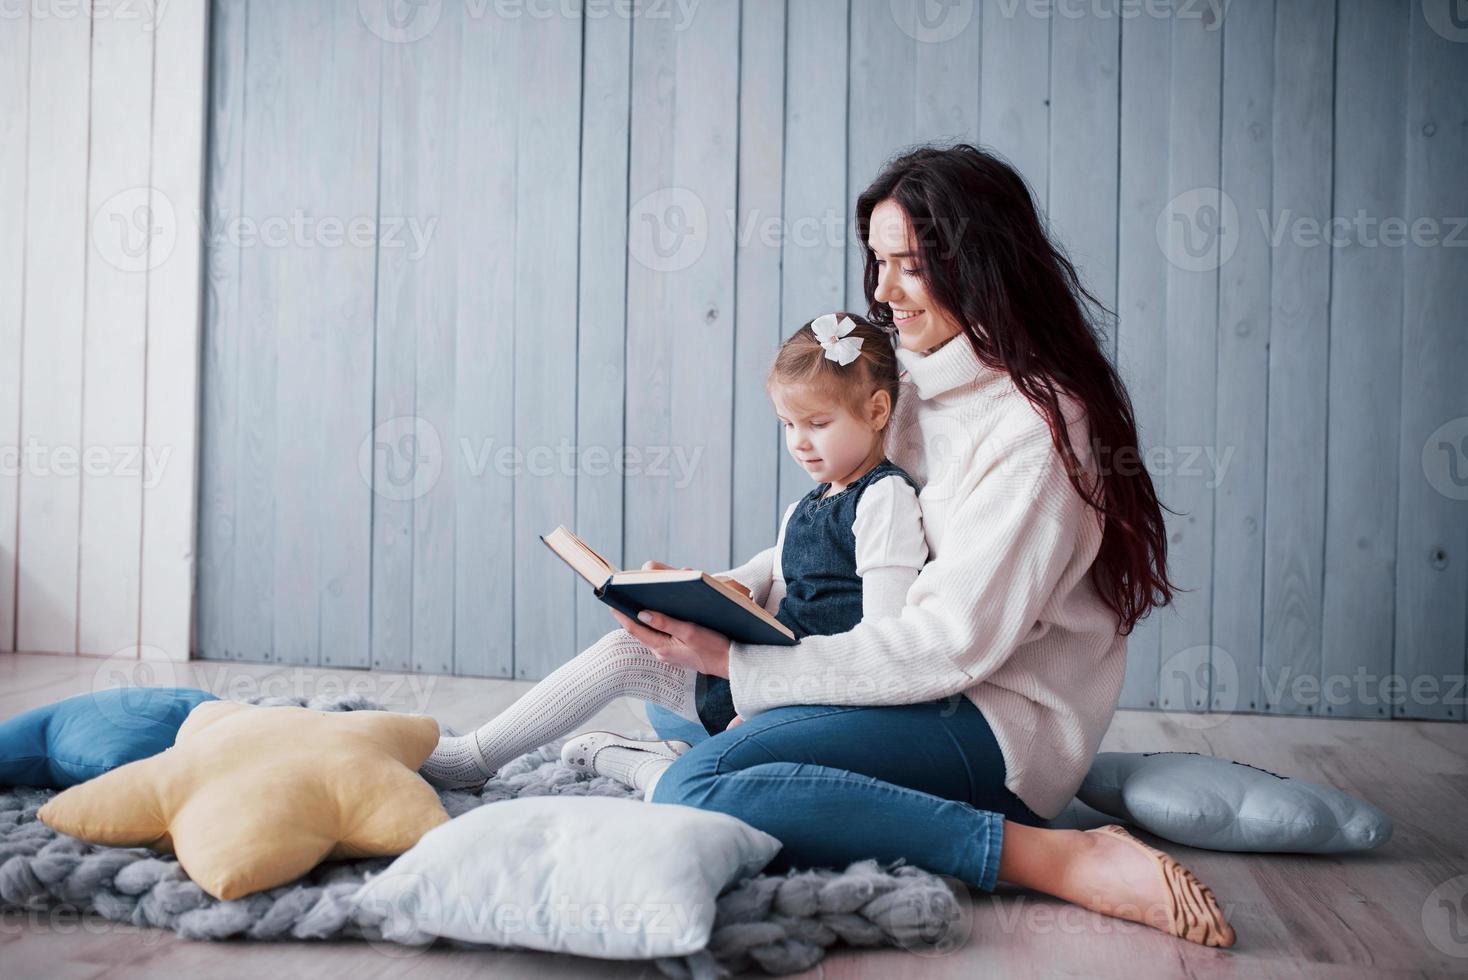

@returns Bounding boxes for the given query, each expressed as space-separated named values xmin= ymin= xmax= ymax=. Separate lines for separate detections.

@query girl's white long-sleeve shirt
xmin=716 ymin=334 xmax=1126 ymax=819
xmin=725 ymin=473 xmax=929 ymax=627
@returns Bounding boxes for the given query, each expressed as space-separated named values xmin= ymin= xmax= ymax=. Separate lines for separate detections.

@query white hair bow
xmin=812 ymin=313 xmax=864 ymax=366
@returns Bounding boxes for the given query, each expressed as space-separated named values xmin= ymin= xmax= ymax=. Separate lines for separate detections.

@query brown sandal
xmin=1093 ymin=824 xmax=1237 ymax=948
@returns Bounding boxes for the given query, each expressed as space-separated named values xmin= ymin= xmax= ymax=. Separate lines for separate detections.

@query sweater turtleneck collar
xmin=895 ymin=331 xmax=1006 ymax=400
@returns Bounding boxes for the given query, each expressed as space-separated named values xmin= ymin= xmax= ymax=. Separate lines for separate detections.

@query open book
xmin=540 ymin=526 xmax=798 ymax=646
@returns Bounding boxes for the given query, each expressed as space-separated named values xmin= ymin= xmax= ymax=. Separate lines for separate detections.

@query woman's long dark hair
xmin=856 ymin=143 xmax=1177 ymax=634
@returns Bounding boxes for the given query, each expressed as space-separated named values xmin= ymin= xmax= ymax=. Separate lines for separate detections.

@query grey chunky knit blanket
xmin=0 ymin=695 xmax=965 ymax=978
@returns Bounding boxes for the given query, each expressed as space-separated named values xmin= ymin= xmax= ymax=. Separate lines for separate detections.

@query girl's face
xmin=867 ymin=198 xmax=966 ymax=353
xmin=770 ymin=382 xmax=887 ymax=487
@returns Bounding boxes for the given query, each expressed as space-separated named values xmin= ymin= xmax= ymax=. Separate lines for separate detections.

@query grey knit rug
xmin=0 ymin=695 xmax=964 ymax=978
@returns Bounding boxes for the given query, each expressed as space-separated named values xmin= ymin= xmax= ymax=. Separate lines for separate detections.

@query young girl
xmin=418 ymin=312 xmax=928 ymax=792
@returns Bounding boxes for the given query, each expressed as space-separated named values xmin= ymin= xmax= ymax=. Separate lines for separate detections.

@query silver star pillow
xmin=1076 ymin=751 xmax=1392 ymax=854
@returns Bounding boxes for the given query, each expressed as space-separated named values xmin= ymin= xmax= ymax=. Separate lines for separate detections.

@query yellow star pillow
xmin=37 ymin=700 xmax=450 ymax=900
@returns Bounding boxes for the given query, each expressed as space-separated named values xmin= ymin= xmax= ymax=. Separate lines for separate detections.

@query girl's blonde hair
xmin=765 ymin=313 xmax=901 ymax=429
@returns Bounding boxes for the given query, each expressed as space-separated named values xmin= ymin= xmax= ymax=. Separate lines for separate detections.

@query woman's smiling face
xmin=867 ymin=199 xmax=966 ymax=353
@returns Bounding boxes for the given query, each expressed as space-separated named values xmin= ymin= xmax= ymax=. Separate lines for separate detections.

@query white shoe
xmin=560 ymin=731 xmax=692 ymax=774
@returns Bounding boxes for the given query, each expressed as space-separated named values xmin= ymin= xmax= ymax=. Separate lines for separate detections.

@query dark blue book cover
xmin=540 ymin=526 xmax=798 ymax=647
xmin=597 ymin=576 xmax=798 ymax=646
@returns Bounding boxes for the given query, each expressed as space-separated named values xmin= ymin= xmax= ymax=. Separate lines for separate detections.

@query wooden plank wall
xmin=190 ymin=0 xmax=1468 ymax=721
xmin=1 ymin=2 xmax=208 ymax=664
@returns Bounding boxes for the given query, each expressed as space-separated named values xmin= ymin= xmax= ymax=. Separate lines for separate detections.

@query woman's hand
xmin=611 ymin=560 xmax=732 ymax=677
xmin=644 ymin=561 xmax=751 ymax=601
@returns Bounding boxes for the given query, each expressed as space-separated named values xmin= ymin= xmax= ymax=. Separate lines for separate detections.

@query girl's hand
xmin=610 ymin=605 xmax=732 ymax=678
xmin=726 ymin=714 xmax=745 ymax=730
xmin=641 ymin=560 xmax=689 ymax=571
xmin=714 ymin=575 xmax=753 ymax=600
xmin=646 ymin=559 xmax=750 ymax=599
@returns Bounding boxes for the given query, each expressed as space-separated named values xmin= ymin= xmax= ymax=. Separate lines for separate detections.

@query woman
xmin=427 ymin=144 xmax=1234 ymax=947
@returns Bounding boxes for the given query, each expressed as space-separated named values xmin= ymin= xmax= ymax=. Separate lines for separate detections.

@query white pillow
xmin=352 ymin=796 xmax=780 ymax=960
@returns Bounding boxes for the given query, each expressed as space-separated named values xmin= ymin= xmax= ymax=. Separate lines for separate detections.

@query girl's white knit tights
xmin=417 ymin=628 xmax=702 ymax=789
xmin=590 ymin=746 xmax=678 ymax=801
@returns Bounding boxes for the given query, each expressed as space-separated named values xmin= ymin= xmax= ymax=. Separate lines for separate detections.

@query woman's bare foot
xmin=1054 ymin=825 xmax=1235 ymax=947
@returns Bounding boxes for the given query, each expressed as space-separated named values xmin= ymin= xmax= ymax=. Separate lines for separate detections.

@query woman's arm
xmin=728 ymin=426 xmax=1101 ymax=716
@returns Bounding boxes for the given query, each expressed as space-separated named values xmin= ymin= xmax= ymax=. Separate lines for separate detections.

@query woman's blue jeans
xmin=643 ymin=694 xmax=1042 ymax=891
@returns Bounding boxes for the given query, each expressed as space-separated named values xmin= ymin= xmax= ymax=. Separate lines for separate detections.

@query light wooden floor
xmin=2 ymin=651 xmax=1464 ymax=979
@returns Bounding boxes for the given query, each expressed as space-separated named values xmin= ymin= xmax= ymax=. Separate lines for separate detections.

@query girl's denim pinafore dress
xmin=696 ymin=459 xmax=920 ymax=733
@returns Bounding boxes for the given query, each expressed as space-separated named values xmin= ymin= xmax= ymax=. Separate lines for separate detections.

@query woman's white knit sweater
xmin=718 ymin=334 xmax=1126 ymax=819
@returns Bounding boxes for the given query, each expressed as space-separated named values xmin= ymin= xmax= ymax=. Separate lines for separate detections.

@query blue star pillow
xmin=0 ymin=687 xmax=218 ymax=789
